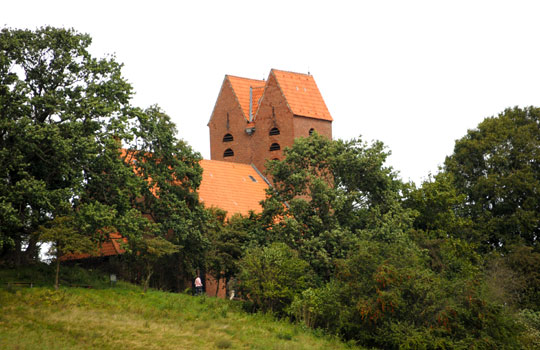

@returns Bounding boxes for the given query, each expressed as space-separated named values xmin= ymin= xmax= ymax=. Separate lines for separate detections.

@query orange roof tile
xmin=61 ymin=232 xmax=127 ymax=261
xmin=271 ymin=69 xmax=333 ymax=121
xmin=199 ymin=159 xmax=270 ymax=218
xmin=227 ymin=75 xmax=266 ymax=121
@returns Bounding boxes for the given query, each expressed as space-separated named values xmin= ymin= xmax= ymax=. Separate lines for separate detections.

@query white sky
xmin=3 ymin=0 xmax=540 ymax=184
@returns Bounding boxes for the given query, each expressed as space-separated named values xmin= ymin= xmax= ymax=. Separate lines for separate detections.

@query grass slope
xmin=0 ymin=268 xmax=360 ymax=350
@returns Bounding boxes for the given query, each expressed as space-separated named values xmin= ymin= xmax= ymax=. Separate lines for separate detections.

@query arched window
xmin=223 ymin=148 xmax=234 ymax=157
xmin=223 ymin=133 xmax=233 ymax=142
xmin=309 ymin=128 xmax=315 ymax=136
xmin=269 ymin=127 xmax=280 ymax=136
xmin=269 ymin=143 xmax=281 ymax=151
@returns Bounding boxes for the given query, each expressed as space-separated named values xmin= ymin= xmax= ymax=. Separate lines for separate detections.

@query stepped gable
xmin=226 ymin=75 xmax=266 ymax=121
xmin=269 ymin=69 xmax=333 ymax=121
xmin=198 ymin=159 xmax=270 ymax=218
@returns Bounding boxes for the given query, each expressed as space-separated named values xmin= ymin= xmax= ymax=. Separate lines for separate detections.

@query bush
xmin=238 ymin=243 xmax=312 ymax=314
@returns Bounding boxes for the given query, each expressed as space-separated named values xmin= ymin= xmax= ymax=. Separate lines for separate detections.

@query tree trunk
xmin=143 ymin=268 xmax=153 ymax=293
xmin=215 ymin=277 xmax=220 ymax=297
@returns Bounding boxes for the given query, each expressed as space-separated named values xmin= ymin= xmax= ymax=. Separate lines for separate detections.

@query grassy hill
xmin=0 ymin=266 xmax=361 ymax=350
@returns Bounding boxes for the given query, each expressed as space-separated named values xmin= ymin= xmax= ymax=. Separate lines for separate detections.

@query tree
xmin=204 ymin=209 xmax=249 ymax=296
xmin=36 ymin=216 xmax=96 ymax=290
xmin=0 ymin=28 xmax=205 ymax=294
xmin=444 ymin=106 xmax=540 ymax=249
xmin=404 ymin=171 xmax=474 ymax=239
xmin=130 ymin=235 xmax=180 ymax=293
xmin=237 ymin=243 xmax=312 ymax=314
xmin=123 ymin=106 xmax=206 ymax=285
xmin=261 ymin=133 xmax=403 ymax=278
xmin=0 ymin=27 xmax=134 ymax=264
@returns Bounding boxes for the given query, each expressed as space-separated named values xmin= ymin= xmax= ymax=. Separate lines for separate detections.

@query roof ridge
xmin=226 ymin=74 xmax=266 ymax=84
xmin=200 ymin=158 xmax=254 ymax=167
xmin=270 ymin=68 xmax=312 ymax=76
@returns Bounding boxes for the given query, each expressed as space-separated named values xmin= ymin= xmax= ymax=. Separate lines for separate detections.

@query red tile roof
xmin=226 ymin=70 xmax=332 ymax=122
xmin=60 ymin=232 xmax=127 ymax=261
xmin=227 ymin=75 xmax=266 ymax=121
xmin=199 ymin=159 xmax=270 ymax=218
xmin=271 ymin=69 xmax=333 ymax=121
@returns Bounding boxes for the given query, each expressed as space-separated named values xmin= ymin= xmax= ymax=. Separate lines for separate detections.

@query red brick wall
xmin=208 ymin=79 xmax=253 ymax=165
xmin=247 ymin=72 xmax=294 ymax=175
xmin=293 ymin=115 xmax=332 ymax=139
xmin=204 ymin=274 xmax=227 ymax=298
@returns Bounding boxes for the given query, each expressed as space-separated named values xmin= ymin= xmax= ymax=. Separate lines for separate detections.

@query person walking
xmin=195 ymin=275 xmax=203 ymax=296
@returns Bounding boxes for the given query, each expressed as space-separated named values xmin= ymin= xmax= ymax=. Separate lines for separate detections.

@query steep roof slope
xmin=199 ymin=159 xmax=269 ymax=217
xmin=227 ymin=75 xmax=266 ymax=121
xmin=271 ymin=69 xmax=333 ymax=121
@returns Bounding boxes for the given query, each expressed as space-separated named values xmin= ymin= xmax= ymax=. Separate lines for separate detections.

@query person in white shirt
xmin=195 ymin=276 xmax=203 ymax=296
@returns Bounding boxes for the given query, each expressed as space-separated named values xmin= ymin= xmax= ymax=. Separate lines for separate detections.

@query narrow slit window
xmin=309 ymin=128 xmax=315 ymax=136
xmin=269 ymin=127 xmax=280 ymax=136
xmin=223 ymin=133 xmax=233 ymax=142
xmin=223 ymin=148 xmax=234 ymax=157
xmin=270 ymin=143 xmax=281 ymax=151
xmin=248 ymin=175 xmax=257 ymax=182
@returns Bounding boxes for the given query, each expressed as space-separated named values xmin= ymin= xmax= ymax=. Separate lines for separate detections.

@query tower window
xmin=223 ymin=148 xmax=234 ymax=157
xmin=269 ymin=143 xmax=281 ymax=151
xmin=309 ymin=128 xmax=315 ymax=136
xmin=223 ymin=133 xmax=233 ymax=142
xmin=269 ymin=127 xmax=280 ymax=136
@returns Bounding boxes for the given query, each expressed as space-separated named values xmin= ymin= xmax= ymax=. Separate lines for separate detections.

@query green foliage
xmin=124 ymin=105 xmax=206 ymax=280
xmin=204 ymin=209 xmax=249 ymax=296
xmin=404 ymin=171 xmax=474 ymax=239
xmin=0 ymin=26 xmax=134 ymax=263
xmin=130 ymin=235 xmax=180 ymax=292
xmin=37 ymin=216 xmax=96 ymax=259
xmin=36 ymin=216 xmax=97 ymax=289
xmin=444 ymin=106 xmax=540 ymax=249
xmin=292 ymin=229 xmax=522 ymax=348
xmin=238 ymin=243 xmax=312 ymax=314
xmin=262 ymin=133 xmax=403 ymax=278
xmin=503 ymin=246 xmax=540 ymax=309
xmin=0 ymin=27 xmax=206 ymax=294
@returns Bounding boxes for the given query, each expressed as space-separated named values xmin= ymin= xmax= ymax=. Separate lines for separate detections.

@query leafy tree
xmin=123 ymin=106 xmax=206 ymax=284
xmin=0 ymin=28 xmax=205 ymax=292
xmin=130 ymin=235 xmax=180 ymax=293
xmin=0 ymin=27 xmax=133 ymax=264
xmin=237 ymin=243 xmax=312 ymax=314
xmin=261 ymin=133 xmax=403 ymax=278
xmin=404 ymin=171 xmax=474 ymax=239
xmin=204 ymin=209 xmax=249 ymax=296
xmin=36 ymin=216 xmax=96 ymax=290
xmin=292 ymin=225 xmax=522 ymax=349
xmin=444 ymin=106 xmax=540 ymax=249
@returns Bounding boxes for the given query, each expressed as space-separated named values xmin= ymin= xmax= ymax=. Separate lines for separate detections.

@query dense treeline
xmin=1 ymin=27 xmax=539 ymax=349
xmin=229 ymin=123 xmax=538 ymax=349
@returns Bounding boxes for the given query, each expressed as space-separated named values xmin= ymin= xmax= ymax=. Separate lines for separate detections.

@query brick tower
xmin=208 ymin=69 xmax=332 ymax=175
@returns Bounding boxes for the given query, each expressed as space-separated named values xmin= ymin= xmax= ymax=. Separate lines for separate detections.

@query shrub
xmin=238 ymin=243 xmax=312 ymax=314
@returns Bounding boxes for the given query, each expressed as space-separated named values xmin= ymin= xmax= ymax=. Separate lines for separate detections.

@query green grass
xmin=0 ymin=266 xmax=362 ymax=350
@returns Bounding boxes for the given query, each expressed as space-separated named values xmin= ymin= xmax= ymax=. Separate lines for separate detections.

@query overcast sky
xmin=4 ymin=1 xmax=540 ymax=184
